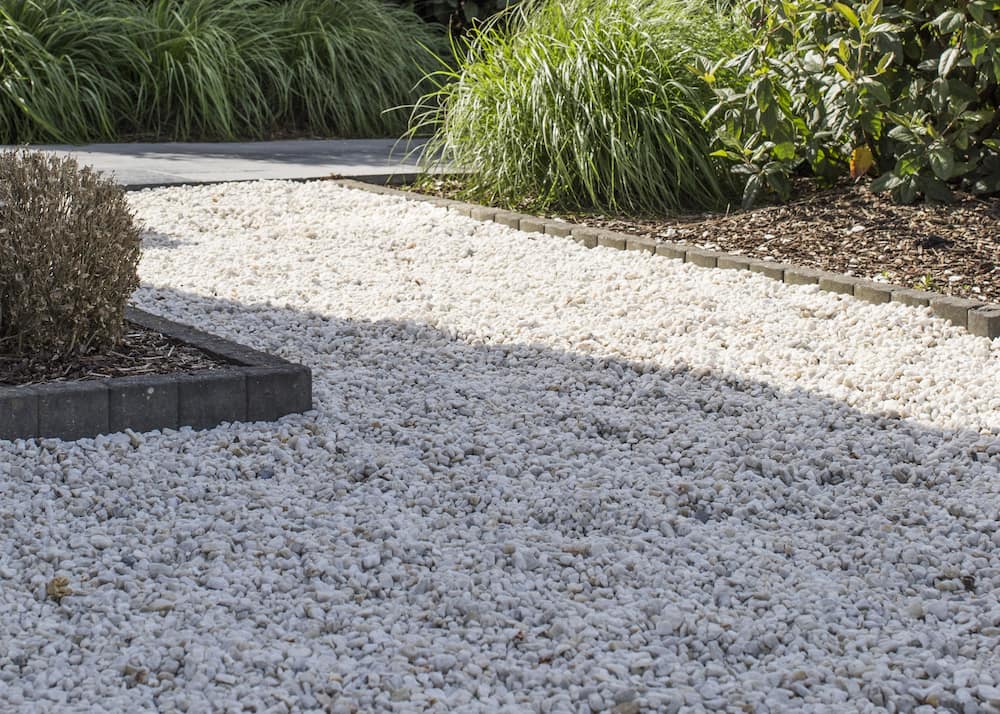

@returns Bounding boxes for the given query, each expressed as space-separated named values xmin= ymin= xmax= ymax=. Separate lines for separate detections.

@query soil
xmin=0 ymin=322 xmax=233 ymax=387
xmin=408 ymin=177 xmax=1000 ymax=305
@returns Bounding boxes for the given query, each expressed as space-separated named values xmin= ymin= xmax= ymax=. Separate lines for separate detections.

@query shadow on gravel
xmin=139 ymin=284 xmax=1000 ymax=506
xmin=4 ymin=283 xmax=999 ymax=711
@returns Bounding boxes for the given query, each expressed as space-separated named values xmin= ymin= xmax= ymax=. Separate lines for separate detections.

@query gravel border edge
xmin=0 ymin=308 xmax=313 ymax=442
xmin=332 ymin=178 xmax=1000 ymax=341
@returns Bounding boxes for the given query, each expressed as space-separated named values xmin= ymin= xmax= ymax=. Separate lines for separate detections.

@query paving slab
xmin=4 ymin=139 xmax=434 ymax=188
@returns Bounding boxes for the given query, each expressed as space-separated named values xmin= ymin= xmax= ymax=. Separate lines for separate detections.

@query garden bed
xmin=0 ymin=308 xmax=312 ymax=441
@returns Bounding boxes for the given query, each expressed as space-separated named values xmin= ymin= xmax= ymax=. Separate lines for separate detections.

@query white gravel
xmin=2 ymin=180 xmax=999 ymax=712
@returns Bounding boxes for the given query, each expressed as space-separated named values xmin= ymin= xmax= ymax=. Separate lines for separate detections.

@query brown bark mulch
xmin=409 ymin=177 xmax=1000 ymax=305
xmin=1 ymin=322 xmax=232 ymax=387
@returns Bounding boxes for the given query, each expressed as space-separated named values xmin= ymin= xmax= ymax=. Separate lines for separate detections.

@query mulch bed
xmin=409 ymin=177 xmax=1000 ymax=305
xmin=1 ymin=322 xmax=232 ymax=387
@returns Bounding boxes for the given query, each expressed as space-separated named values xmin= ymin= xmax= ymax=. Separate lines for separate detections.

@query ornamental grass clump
xmin=0 ymin=151 xmax=141 ymax=359
xmin=411 ymin=0 xmax=750 ymax=213
xmin=276 ymin=0 xmax=445 ymax=138
xmin=0 ymin=0 xmax=139 ymax=143
xmin=0 ymin=0 xmax=444 ymax=143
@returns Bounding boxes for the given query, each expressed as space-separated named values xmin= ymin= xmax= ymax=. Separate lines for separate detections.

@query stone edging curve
xmin=0 ymin=308 xmax=312 ymax=442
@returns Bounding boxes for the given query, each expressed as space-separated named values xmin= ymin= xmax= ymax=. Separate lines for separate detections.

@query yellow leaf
xmin=850 ymin=145 xmax=875 ymax=178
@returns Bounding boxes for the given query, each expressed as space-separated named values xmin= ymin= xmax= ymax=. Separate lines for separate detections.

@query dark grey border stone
xmin=0 ymin=387 xmax=39 ymax=441
xmin=1 ymin=308 xmax=312 ymax=442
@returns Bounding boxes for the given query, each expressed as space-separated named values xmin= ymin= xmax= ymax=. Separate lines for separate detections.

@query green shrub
xmin=411 ymin=0 xmax=750 ymax=213
xmin=0 ymin=151 xmax=141 ymax=359
xmin=708 ymin=0 xmax=1000 ymax=206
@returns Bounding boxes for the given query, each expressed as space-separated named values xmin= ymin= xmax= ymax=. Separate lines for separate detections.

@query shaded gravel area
xmin=1 ymin=181 xmax=998 ymax=712
xmin=410 ymin=177 xmax=1000 ymax=304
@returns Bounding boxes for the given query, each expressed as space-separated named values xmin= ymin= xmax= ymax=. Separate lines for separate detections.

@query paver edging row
xmin=0 ymin=308 xmax=313 ymax=442
xmin=334 ymin=178 xmax=1000 ymax=341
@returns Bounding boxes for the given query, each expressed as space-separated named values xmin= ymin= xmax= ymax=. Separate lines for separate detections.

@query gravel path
xmin=2 ymin=181 xmax=999 ymax=712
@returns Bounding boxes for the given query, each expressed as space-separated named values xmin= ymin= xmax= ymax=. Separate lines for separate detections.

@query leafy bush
xmin=412 ymin=0 xmax=750 ymax=213
xmin=0 ymin=0 xmax=444 ymax=143
xmin=0 ymin=151 xmax=141 ymax=359
xmin=708 ymin=0 xmax=1000 ymax=205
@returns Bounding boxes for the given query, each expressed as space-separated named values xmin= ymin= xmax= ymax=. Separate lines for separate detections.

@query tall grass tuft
xmin=275 ymin=0 xmax=445 ymax=138
xmin=411 ymin=0 xmax=750 ymax=213
xmin=134 ymin=0 xmax=288 ymax=140
xmin=0 ymin=0 xmax=139 ymax=143
xmin=0 ymin=0 xmax=445 ymax=143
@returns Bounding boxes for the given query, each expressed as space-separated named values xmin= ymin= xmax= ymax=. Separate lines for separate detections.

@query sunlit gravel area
xmin=2 ymin=180 xmax=1000 ymax=712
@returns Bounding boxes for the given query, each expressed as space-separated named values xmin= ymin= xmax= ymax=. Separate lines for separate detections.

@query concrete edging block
xmin=0 ymin=387 xmax=39 ymax=441
xmin=470 ymin=206 xmax=498 ymax=222
xmin=968 ymin=308 xmax=1000 ymax=339
xmin=747 ymin=260 xmax=788 ymax=281
xmin=783 ymin=267 xmax=823 ymax=286
xmin=35 ymin=381 xmax=110 ymax=441
xmin=626 ymin=236 xmax=656 ymax=254
xmin=685 ymin=249 xmax=723 ymax=269
xmin=176 ymin=370 xmax=248 ymax=431
xmin=494 ymin=212 xmax=523 ymax=229
xmin=655 ymin=243 xmax=687 ymax=261
xmin=106 ymin=374 xmax=179 ymax=434
xmin=817 ymin=272 xmax=858 ymax=296
xmin=931 ymin=296 xmax=985 ymax=328
xmin=597 ymin=231 xmax=627 ymax=250
xmin=853 ymin=281 xmax=893 ymax=305
xmin=544 ymin=222 xmax=572 ymax=238
xmin=717 ymin=254 xmax=751 ymax=271
xmin=519 ymin=217 xmax=546 ymax=234
xmin=246 ymin=365 xmax=313 ymax=423
xmin=570 ymin=227 xmax=600 ymax=249
xmin=891 ymin=288 xmax=936 ymax=307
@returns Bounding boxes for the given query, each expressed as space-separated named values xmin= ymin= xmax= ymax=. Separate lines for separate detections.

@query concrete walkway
xmin=7 ymin=138 xmax=430 ymax=188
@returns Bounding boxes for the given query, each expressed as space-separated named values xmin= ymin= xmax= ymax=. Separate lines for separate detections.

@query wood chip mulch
xmin=0 ymin=322 xmax=232 ymax=387
xmin=410 ymin=177 xmax=1000 ymax=305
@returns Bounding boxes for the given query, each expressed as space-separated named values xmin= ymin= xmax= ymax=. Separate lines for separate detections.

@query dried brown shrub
xmin=0 ymin=150 xmax=141 ymax=359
